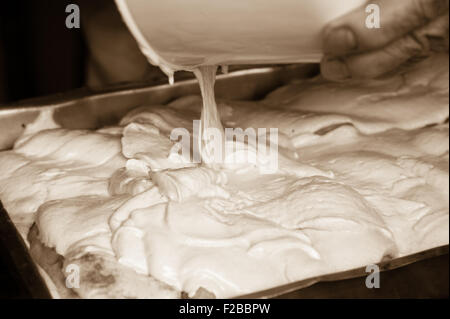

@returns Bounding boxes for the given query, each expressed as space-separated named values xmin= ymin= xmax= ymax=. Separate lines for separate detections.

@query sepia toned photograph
xmin=0 ymin=0 xmax=448 ymax=307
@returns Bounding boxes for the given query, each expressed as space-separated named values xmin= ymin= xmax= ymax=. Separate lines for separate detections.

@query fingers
xmin=322 ymin=33 xmax=424 ymax=81
xmin=414 ymin=12 xmax=450 ymax=51
xmin=321 ymin=12 xmax=449 ymax=81
xmin=323 ymin=0 xmax=449 ymax=56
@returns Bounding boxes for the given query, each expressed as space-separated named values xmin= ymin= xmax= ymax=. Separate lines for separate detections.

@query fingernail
xmin=324 ymin=27 xmax=357 ymax=54
xmin=321 ymin=58 xmax=351 ymax=81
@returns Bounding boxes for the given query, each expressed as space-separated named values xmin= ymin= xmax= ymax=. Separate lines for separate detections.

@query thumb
xmin=323 ymin=0 xmax=449 ymax=55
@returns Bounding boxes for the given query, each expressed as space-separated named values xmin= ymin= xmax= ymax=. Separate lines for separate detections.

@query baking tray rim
xmin=0 ymin=64 xmax=318 ymax=151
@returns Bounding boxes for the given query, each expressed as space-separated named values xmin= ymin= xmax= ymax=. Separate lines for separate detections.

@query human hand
xmin=321 ymin=0 xmax=449 ymax=81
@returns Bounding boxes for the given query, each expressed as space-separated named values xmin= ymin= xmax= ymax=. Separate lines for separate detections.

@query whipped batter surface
xmin=0 ymin=54 xmax=448 ymax=298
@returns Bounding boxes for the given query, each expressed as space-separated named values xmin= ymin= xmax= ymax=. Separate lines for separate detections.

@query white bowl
xmin=115 ymin=0 xmax=365 ymax=76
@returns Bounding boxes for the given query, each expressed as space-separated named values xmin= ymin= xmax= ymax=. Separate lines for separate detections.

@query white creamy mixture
xmin=193 ymin=65 xmax=225 ymax=165
xmin=0 ymin=54 xmax=448 ymax=298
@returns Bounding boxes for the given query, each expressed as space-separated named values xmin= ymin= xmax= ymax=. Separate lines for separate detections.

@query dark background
xmin=0 ymin=0 xmax=86 ymax=104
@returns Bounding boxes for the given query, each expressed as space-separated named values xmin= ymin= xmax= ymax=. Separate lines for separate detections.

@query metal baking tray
xmin=0 ymin=65 xmax=448 ymax=298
